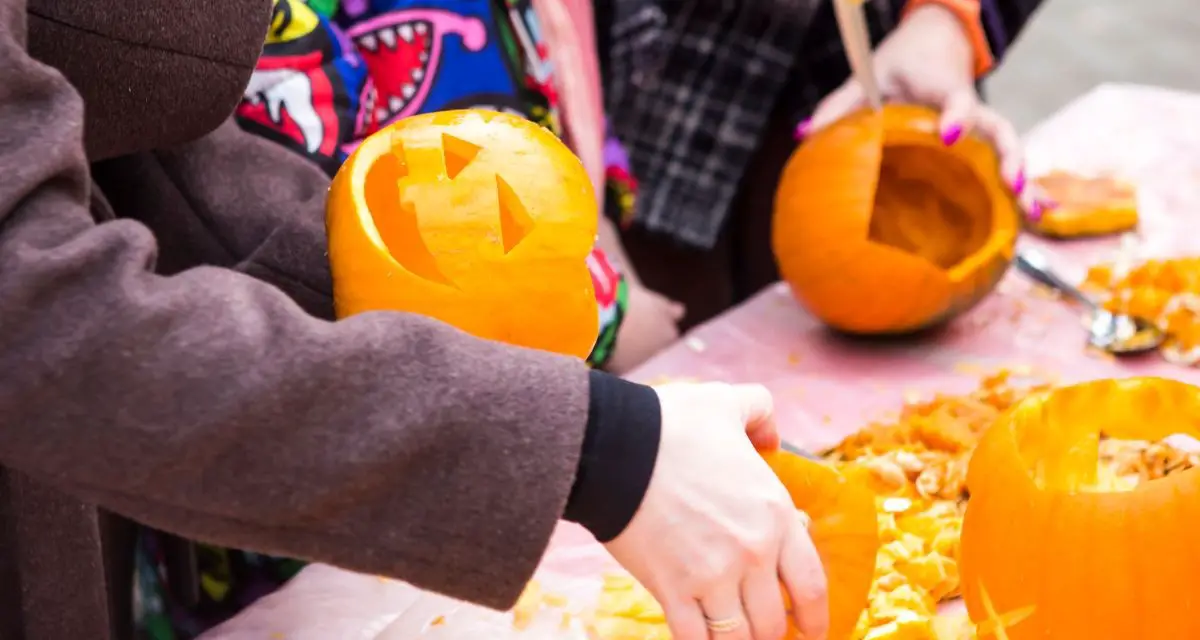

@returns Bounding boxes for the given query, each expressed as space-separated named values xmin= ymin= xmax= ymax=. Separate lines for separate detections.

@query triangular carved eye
xmin=496 ymin=175 xmax=535 ymax=254
xmin=441 ymin=133 xmax=481 ymax=179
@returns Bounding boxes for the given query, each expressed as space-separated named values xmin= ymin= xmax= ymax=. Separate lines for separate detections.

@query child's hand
xmin=606 ymin=283 xmax=685 ymax=374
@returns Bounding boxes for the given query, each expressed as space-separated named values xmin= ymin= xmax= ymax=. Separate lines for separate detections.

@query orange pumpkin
xmin=326 ymin=109 xmax=599 ymax=358
xmin=760 ymin=449 xmax=879 ymax=640
xmin=773 ymin=105 xmax=1019 ymax=335
xmin=960 ymin=377 xmax=1200 ymax=639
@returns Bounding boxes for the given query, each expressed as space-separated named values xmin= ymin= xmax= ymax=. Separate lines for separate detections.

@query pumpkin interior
xmin=868 ymin=144 xmax=995 ymax=271
xmin=1002 ymin=379 xmax=1200 ymax=493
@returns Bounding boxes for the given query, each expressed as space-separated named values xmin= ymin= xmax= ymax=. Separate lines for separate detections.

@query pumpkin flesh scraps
xmin=1082 ymin=257 xmax=1200 ymax=365
xmin=1027 ymin=171 xmax=1138 ymax=239
xmin=960 ymin=377 xmax=1200 ymax=639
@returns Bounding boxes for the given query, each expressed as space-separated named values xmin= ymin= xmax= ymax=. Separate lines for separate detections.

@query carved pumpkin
xmin=760 ymin=449 xmax=879 ymax=640
xmin=960 ymin=377 xmax=1200 ymax=639
xmin=326 ymin=110 xmax=599 ymax=358
xmin=773 ymin=105 xmax=1019 ymax=335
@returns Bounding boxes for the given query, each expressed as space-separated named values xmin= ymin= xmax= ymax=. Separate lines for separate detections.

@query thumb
xmin=731 ymin=384 xmax=779 ymax=450
xmin=666 ymin=300 xmax=686 ymax=321
xmin=937 ymin=88 xmax=978 ymax=146
xmin=806 ymin=81 xmax=867 ymax=136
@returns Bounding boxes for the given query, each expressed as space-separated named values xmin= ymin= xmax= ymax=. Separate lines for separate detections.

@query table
xmin=202 ymin=84 xmax=1200 ymax=640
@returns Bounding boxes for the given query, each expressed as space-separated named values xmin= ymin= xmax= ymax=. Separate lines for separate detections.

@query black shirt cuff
xmin=562 ymin=370 xmax=661 ymax=542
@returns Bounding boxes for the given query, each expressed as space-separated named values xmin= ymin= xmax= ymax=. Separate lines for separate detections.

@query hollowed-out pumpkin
xmin=960 ymin=377 xmax=1200 ymax=639
xmin=773 ymin=105 xmax=1019 ymax=335
xmin=326 ymin=109 xmax=599 ymax=358
xmin=760 ymin=449 xmax=879 ymax=640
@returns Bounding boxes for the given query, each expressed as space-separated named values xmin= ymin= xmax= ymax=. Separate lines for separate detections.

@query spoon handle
xmin=832 ymin=0 xmax=883 ymax=110
xmin=1014 ymin=250 xmax=1099 ymax=310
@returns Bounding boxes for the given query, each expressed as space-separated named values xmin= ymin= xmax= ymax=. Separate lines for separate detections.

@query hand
xmin=605 ymin=283 xmax=685 ymax=374
xmin=604 ymin=383 xmax=829 ymax=640
xmin=803 ymin=5 xmax=1049 ymax=221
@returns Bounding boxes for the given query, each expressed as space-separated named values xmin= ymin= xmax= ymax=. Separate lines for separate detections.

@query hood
xmin=27 ymin=0 xmax=273 ymax=161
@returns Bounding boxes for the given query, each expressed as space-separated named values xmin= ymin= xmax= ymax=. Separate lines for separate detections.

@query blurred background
xmin=988 ymin=0 xmax=1200 ymax=131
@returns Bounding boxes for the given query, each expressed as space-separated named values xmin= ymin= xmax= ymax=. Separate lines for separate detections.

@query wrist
xmin=903 ymin=0 xmax=994 ymax=77
xmin=562 ymin=371 xmax=661 ymax=541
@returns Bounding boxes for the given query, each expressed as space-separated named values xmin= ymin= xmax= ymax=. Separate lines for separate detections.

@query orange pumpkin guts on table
xmin=773 ymin=105 xmax=1020 ymax=335
xmin=326 ymin=109 xmax=599 ymax=358
xmin=960 ymin=377 xmax=1200 ymax=639
xmin=1027 ymin=171 xmax=1138 ymax=239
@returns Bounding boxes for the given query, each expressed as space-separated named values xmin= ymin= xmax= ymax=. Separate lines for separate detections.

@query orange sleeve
xmin=903 ymin=0 xmax=995 ymax=78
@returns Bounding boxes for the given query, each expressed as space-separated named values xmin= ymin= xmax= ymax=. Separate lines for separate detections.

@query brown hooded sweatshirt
xmin=0 ymin=0 xmax=661 ymax=638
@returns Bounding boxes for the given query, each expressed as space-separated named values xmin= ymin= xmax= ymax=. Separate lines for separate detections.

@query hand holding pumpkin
xmin=804 ymin=5 xmax=1035 ymax=217
xmin=604 ymin=382 xmax=830 ymax=640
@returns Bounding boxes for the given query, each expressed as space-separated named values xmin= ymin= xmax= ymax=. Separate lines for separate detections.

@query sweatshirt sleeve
xmin=978 ymin=0 xmax=1046 ymax=65
xmin=0 ymin=0 xmax=650 ymax=610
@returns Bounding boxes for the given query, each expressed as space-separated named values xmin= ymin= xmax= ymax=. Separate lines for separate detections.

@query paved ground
xmin=986 ymin=0 xmax=1200 ymax=132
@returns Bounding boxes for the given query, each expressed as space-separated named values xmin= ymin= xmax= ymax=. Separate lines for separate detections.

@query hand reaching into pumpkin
xmin=802 ymin=4 xmax=1050 ymax=221
xmin=605 ymin=383 xmax=829 ymax=640
xmin=605 ymin=283 xmax=685 ymax=374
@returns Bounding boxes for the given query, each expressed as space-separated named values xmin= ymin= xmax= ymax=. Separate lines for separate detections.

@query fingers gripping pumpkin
xmin=586 ymin=449 xmax=879 ymax=640
xmin=326 ymin=110 xmax=599 ymax=358
xmin=960 ymin=378 xmax=1200 ymax=639
xmin=773 ymin=105 xmax=1019 ymax=335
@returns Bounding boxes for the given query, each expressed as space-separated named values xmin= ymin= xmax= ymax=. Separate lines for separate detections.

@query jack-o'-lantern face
xmin=327 ymin=109 xmax=599 ymax=358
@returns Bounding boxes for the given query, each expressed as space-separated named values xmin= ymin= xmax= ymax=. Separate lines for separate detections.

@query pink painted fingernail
xmin=1028 ymin=200 xmax=1045 ymax=223
xmin=794 ymin=118 xmax=813 ymax=141
xmin=941 ymin=124 xmax=963 ymax=146
xmin=1011 ymin=170 xmax=1026 ymax=195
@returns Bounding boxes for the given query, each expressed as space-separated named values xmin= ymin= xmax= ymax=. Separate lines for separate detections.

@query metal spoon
xmin=1014 ymin=249 xmax=1166 ymax=355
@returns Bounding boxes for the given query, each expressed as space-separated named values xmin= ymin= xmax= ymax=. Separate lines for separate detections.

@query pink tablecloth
xmin=202 ymin=84 xmax=1200 ymax=639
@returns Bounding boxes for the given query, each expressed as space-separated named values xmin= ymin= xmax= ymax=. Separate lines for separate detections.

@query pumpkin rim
xmin=968 ymin=376 xmax=1200 ymax=495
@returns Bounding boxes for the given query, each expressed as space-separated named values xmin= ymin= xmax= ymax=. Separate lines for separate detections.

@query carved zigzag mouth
xmin=352 ymin=20 xmax=433 ymax=122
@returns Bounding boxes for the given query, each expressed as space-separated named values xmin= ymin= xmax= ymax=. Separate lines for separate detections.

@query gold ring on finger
xmin=704 ymin=616 xmax=743 ymax=634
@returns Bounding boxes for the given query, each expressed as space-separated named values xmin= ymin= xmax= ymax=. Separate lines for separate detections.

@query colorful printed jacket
xmin=235 ymin=0 xmax=632 ymax=366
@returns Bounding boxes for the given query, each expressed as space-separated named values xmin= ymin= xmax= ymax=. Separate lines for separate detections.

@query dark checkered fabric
xmin=600 ymin=0 xmax=1045 ymax=249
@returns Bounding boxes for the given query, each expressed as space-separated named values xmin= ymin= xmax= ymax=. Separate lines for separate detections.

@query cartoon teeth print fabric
xmin=234 ymin=0 xmax=627 ymax=370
